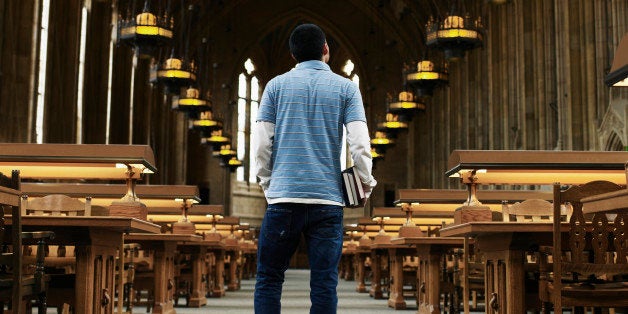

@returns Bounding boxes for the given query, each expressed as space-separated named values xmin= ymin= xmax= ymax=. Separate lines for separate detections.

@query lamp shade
xmin=0 ymin=143 xmax=156 ymax=180
xmin=394 ymin=188 xmax=552 ymax=214
xmin=21 ymin=183 xmax=200 ymax=209
xmin=446 ymin=150 xmax=628 ymax=185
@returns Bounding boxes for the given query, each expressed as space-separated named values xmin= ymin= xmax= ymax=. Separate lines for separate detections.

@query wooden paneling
xmin=0 ymin=1 xmax=37 ymax=143
xmin=44 ymin=0 xmax=81 ymax=143
xmin=1 ymin=0 xmax=627 ymax=215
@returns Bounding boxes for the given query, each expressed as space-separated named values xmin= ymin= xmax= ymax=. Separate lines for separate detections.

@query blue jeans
xmin=254 ymin=203 xmax=344 ymax=314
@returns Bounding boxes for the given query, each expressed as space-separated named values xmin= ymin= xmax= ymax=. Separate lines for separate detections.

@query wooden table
xmin=6 ymin=216 xmax=160 ymax=314
xmin=391 ymin=237 xmax=466 ymax=314
xmin=582 ymin=188 xmax=628 ymax=214
xmin=371 ymin=242 xmax=417 ymax=310
xmin=125 ymin=233 xmax=202 ymax=314
xmin=439 ymin=222 xmax=569 ymax=314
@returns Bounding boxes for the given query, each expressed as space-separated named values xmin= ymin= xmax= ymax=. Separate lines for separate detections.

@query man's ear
xmin=291 ymin=53 xmax=297 ymax=62
xmin=322 ymin=43 xmax=329 ymax=56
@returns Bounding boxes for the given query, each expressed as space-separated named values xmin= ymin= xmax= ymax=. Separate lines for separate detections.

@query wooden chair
xmin=21 ymin=194 xmax=91 ymax=313
xmin=0 ymin=170 xmax=54 ymax=313
xmin=539 ymin=180 xmax=627 ymax=313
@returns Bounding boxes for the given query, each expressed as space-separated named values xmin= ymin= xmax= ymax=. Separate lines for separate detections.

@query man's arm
xmin=254 ymin=121 xmax=275 ymax=191
xmin=346 ymin=120 xmax=377 ymax=198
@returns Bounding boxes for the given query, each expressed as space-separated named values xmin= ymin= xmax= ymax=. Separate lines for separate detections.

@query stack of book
xmin=342 ymin=166 xmax=365 ymax=207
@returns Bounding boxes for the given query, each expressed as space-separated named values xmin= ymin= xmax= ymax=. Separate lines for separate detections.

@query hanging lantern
xmin=190 ymin=110 xmax=223 ymax=133
xmin=172 ymin=86 xmax=211 ymax=114
xmin=174 ymin=86 xmax=207 ymax=110
xmin=406 ymin=59 xmax=448 ymax=97
xmin=150 ymin=51 xmax=196 ymax=94
xmin=371 ymin=147 xmax=384 ymax=161
xmin=201 ymin=129 xmax=231 ymax=150
xmin=377 ymin=113 xmax=408 ymax=138
xmin=388 ymin=91 xmax=425 ymax=122
xmin=117 ymin=0 xmax=173 ymax=58
xmin=223 ymin=157 xmax=243 ymax=172
xmin=370 ymin=131 xmax=395 ymax=154
xmin=425 ymin=3 xmax=484 ymax=61
xmin=212 ymin=144 xmax=237 ymax=164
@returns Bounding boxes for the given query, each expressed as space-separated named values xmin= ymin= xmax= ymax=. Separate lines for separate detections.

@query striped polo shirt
xmin=257 ymin=60 xmax=366 ymax=204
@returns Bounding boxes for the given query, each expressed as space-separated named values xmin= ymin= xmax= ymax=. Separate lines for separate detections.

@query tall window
xmin=76 ymin=4 xmax=89 ymax=144
xmin=35 ymin=0 xmax=52 ymax=144
xmin=236 ymin=59 xmax=259 ymax=183
xmin=340 ymin=59 xmax=360 ymax=169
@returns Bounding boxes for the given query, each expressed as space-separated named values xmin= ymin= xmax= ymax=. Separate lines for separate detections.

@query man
xmin=253 ymin=23 xmax=376 ymax=314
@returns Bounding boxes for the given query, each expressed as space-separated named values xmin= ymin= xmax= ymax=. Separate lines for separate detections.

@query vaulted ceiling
xmin=146 ymin=0 xmax=455 ymax=94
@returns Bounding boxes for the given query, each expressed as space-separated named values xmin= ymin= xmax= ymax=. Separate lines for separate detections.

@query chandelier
xmin=406 ymin=59 xmax=448 ymax=97
xmin=151 ymin=51 xmax=197 ymax=94
xmin=190 ymin=110 xmax=223 ymax=134
xmin=377 ymin=113 xmax=408 ymax=137
xmin=224 ymin=157 xmax=243 ymax=172
xmin=387 ymin=91 xmax=425 ymax=122
xmin=370 ymin=131 xmax=395 ymax=154
xmin=425 ymin=3 xmax=484 ymax=61
xmin=117 ymin=0 xmax=173 ymax=58
xmin=201 ymin=129 xmax=231 ymax=150
xmin=371 ymin=147 xmax=384 ymax=162
xmin=212 ymin=144 xmax=237 ymax=164
xmin=172 ymin=86 xmax=211 ymax=115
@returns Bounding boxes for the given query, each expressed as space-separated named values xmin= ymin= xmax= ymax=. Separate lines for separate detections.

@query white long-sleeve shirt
xmin=254 ymin=120 xmax=377 ymax=205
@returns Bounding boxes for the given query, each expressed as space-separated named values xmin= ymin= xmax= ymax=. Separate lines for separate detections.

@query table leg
xmin=387 ymin=248 xmax=406 ymax=309
xmin=369 ymin=250 xmax=383 ymax=299
xmin=152 ymin=242 xmax=177 ymax=314
xmin=75 ymin=231 xmax=119 ymax=314
xmin=227 ymin=251 xmax=239 ymax=291
xmin=463 ymin=237 xmax=470 ymax=314
xmin=211 ymin=250 xmax=226 ymax=297
xmin=356 ymin=253 xmax=367 ymax=293
xmin=481 ymin=244 xmax=525 ymax=313
xmin=188 ymin=249 xmax=208 ymax=307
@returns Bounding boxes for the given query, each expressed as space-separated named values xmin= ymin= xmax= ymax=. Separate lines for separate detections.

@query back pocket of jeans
xmin=262 ymin=207 xmax=292 ymax=243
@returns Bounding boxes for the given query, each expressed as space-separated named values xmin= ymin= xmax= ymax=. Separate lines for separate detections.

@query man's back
xmin=257 ymin=60 xmax=366 ymax=204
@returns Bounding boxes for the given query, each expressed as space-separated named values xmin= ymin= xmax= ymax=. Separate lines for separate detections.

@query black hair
xmin=289 ymin=24 xmax=326 ymax=62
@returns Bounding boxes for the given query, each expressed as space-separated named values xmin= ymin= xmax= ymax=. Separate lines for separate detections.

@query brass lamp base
xmin=204 ymin=232 xmax=222 ymax=242
xmin=109 ymin=200 xmax=148 ymax=221
xmin=398 ymin=225 xmax=424 ymax=238
xmin=373 ymin=234 xmax=391 ymax=244
xmin=358 ymin=237 xmax=372 ymax=247
xmin=454 ymin=205 xmax=492 ymax=225
xmin=172 ymin=221 xmax=196 ymax=234
xmin=224 ymin=237 xmax=238 ymax=246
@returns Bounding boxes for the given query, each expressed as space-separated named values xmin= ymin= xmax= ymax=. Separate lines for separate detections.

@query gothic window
xmin=35 ymin=0 xmax=51 ymax=143
xmin=236 ymin=58 xmax=259 ymax=183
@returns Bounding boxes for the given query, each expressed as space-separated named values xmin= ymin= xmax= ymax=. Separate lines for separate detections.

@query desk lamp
xmin=446 ymin=150 xmax=627 ymax=223
xmin=372 ymin=216 xmax=391 ymax=244
xmin=396 ymin=188 xmax=552 ymax=225
xmin=204 ymin=214 xmax=224 ymax=241
xmin=0 ymin=143 xmax=157 ymax=220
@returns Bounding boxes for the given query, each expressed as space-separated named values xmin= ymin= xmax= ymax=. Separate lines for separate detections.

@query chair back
xmin=22 ymin=194 xmax=91 ymax=216
xmin=551 ymin=180 xmax=626 ymax=311
xmin=502 ymin=199 xmax=553 ymax=222
xmin=0 ymin=170 xmax=24 ymax=313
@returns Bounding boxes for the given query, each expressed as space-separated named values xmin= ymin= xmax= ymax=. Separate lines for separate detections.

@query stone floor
xmin=173 ymin=269 xmax=418 ymax=313
xmin=40 ymin=269 xmax=484 ymax=313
